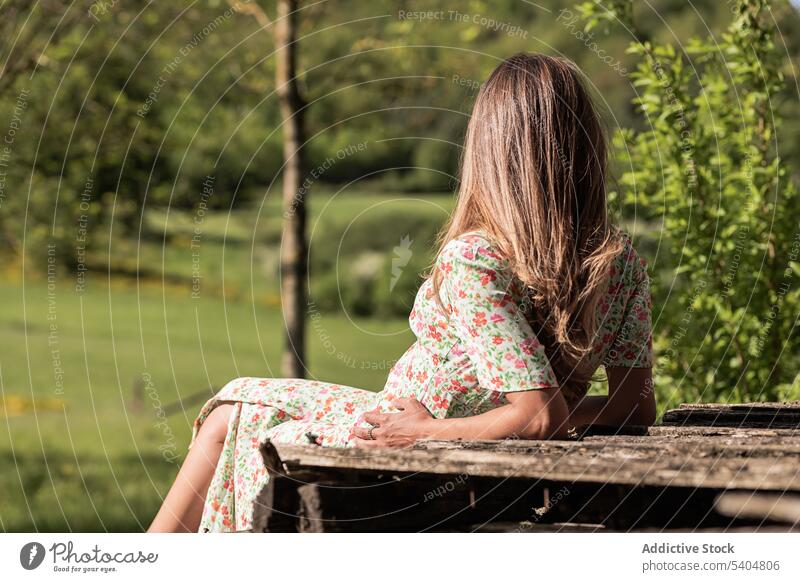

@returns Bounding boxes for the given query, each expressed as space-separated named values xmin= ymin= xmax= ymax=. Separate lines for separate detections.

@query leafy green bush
xmin=308 ymin=202 xmax=444 ymax=317
xmin=373 ymin=250 xmax=431 ymax=318
xmin=581 ymin=0 xmax=800 ymax=404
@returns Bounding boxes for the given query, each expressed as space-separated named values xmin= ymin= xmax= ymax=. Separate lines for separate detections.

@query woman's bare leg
xmin=148 ymin=403 xmax=234 ymax=532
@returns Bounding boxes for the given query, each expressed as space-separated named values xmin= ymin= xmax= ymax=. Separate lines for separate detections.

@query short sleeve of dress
xmin=437 ymin=235 xmax=559 ymax=392
xmin=604 ymin=244 xmax=654 ymax=368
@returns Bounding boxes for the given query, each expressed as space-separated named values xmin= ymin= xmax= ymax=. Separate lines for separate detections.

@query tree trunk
xmin=275 ymin=0 xmax=307 ymax=378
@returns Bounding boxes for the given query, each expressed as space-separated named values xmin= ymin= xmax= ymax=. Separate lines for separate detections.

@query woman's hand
xmin=352 ymin=397 xmax=434 ymax=448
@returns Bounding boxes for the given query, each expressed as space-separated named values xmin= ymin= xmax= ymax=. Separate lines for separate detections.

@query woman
xmin=149 ymin=53 xmax=655 ymax=533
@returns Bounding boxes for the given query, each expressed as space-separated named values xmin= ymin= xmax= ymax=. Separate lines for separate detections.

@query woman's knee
xmin=216 ymin=377 xmax=253 ymax=397
xmin=198 ymin=403 xmax=235 ymax=444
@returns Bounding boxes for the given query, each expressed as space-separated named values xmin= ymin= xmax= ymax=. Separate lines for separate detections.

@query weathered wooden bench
xmin=248 ymin=402 xmax=800 ymax=532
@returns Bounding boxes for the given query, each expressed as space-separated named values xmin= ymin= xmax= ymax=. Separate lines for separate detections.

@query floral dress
xmin=190 ymin=230 xmax=653 ymax=532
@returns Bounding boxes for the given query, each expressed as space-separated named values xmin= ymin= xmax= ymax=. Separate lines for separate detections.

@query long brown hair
xmin=433 ymin=53 xmax=622 ymax=405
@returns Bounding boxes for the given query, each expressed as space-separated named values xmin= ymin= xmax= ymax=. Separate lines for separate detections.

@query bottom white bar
xmin=0 ymin=533 xmax=797 ymax=581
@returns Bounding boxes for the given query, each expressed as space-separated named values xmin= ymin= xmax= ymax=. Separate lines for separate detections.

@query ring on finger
xmin=367 ymin=426 xmax=376 ymax=440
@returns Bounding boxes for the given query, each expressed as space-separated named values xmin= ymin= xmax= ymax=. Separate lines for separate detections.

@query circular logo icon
xmin=19 ymin=542 xmax=46 ymax=570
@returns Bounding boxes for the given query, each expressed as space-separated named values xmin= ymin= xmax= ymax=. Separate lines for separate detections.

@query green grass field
xmin=1 ymin=190 xmax=450 ymax=531
xmin=0 ymin=189 xmax=656 ymax=531
xmin=0 ymin=279 xmax=414 ymax=531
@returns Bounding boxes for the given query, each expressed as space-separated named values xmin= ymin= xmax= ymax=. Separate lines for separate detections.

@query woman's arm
xmin=353 ymin=390 xmax=570 ymax=447
xmin=567 ymin=366 xmax=656 ymax=428
xmin=354 ymin=367 xmax=655 ymax=447
xmin=569 ymin=243 xmax=656 ymax=430
xmin=355 ymin=237 xmax=569 ymax=447
xmin=425 ymin=388 xmax=570 ymax=440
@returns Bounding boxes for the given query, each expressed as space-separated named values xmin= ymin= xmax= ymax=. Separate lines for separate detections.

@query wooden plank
xmin=662 ymin=402 xmax=800 ymax=429
xmin=251 ymin=442 xmax=300 ymax=532
xmin=251 ymin=433 xmax=800 ymax=532
xmin=572 ymin=424 xmax=650 ymax=438
xmin=292 ymin=476 xmax=546 ymax=532
xmin=473 ymin=523 xmax=794 ymax=533
xmin=715 ymin=492 xmax=800 ymax=525
xmin=251 ymin=454 xmax=774 ymax=531
xmin=528 ymin=483 xmax=732 ymax=530
xmin=644 ymin=425 xmax=800 ymax=440
xmin=417 ymin=436 xmax=800 ymax=455
xmin=470 ymin=522 xmax=606 ymax=533
xmin=259 ymin=466 xmax=734 ymax=532
xmin=249 ymin=415 xmax=800 ymax=532
xmin=272 ymin=438 xmax=800 ymax=491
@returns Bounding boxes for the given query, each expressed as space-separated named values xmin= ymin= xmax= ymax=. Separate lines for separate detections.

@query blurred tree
xmin=0 ymin=1 xmax=89 ymax=257
xmin=227 ymin=0 xmax=308 ymax=377
xmin=0 ymin=0 xmax=87 ymax=96
xmin=0 ymin=2 xmax=178 ymax=269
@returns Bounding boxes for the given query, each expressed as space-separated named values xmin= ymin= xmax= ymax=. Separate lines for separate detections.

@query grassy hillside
xmin=0 ymin=190 xmax=447 ymax=531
